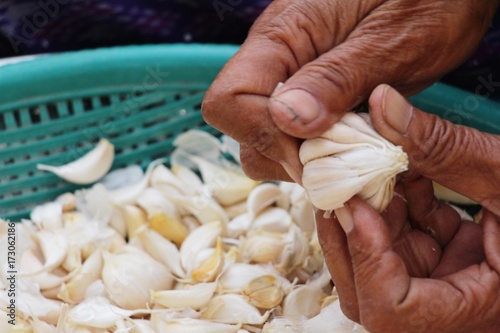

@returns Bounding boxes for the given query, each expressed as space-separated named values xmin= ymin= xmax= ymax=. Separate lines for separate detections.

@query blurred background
xmin=0 ymin=0 xmax=499 ymax=99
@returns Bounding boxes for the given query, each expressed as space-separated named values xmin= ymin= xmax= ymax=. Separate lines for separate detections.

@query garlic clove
xmin=201 ymin=294 xmax=270 ymax=325
xmin=218 ymin=263 xmax=270 ymax=292
xmin=21 ymin=230 xmax=68 ymax=276
xmin=56 ymin=192 xmax=77 ymax=212
xmin=30 ymin=202 xmax=63 ymax=231
xmin=164 ymin=193 xmax=229 ymax=227
xmin=151 ymin=281 xmax=217 ymax=310
xmin=240 ymin=230 xmax=286 ymax=264
xmin=136 ymin=228 xmax=185 ymax=278
xmin=246 ymin=183 xmax=282 ymax=219
xmin=102 ymin=248 xmax=173 ymax=310
xmin=191 ymin=237 xmax=224 ymax=282
xmin=148 ymin=212 xmax=189 ymax=247
xmin=37 ymin=138 xmax=114 ymax=184
xmin=251 ymin=207 xmax=292 ymax=233
xmin=154 ymin=318 xmax=242 ymax=333
xmin=122 ymin=205 xmax=148 ymax=239
xmin=242 ymin=275 xmax=285 ymax=310
xmin=136 ymin=188 xmax=180 ymax=219
xmin=151 ymin=164 xmax=186 ymax=197
xmin=180 ymin=221 xmax=223 ymax=273
xmin=58 ymin=250 xmax=103 ymax=304
xmin=282 ymin=285 xmax=325 ymax=320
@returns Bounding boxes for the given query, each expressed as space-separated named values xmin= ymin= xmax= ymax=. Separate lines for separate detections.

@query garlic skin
xmin=300 ymin=112 xmax=408 ymax=212
xmin=37 ymin=138 xmax=114 ymax=185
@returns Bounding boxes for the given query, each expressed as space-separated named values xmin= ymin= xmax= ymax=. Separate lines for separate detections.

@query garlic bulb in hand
xmin=300 ymin=112 xmax=408 ymax=212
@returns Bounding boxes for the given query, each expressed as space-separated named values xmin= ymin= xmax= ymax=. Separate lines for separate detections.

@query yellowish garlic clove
xmin=242 ymin=275 xmax=285 ymax=310
xmin=122 ymin=205 xmax=148 ymax=239
xmin=191 ymin=238 xmax=224 ymax=282
xmin=37 ymin=138 xmax=114 ymax=185
xmin=148 ymin=212 xmax=188 ymax=247
xmin=56 ymin=192 xmax=77 ymax=212
xmin=180 ymin=221 xmax=223 ymax=273
xmin=151 ymin=281 xmax=217 ymax=310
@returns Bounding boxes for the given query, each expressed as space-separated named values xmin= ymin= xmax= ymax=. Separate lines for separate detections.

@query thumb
xmin=370 ymin=84 xmax=500 ymax=214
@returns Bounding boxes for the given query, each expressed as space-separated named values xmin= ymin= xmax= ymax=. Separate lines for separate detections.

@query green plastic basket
xmin=1 ymin=44 xmax=499 ymax=221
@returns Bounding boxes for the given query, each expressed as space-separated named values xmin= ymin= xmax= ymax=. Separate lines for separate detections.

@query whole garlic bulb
xmin=300 ymin=112 xmax=408 ymax=212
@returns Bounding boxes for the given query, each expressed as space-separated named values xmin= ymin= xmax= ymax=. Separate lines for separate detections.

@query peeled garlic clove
xmin=69 ymin=296 xmax=151 ymax=329
xmin=151 ymin=281 xmax=217 ymax=310
xmin=136 ymin=228 xmax=185 ymax=278
xmin=171 ymin=164 xmax=205 ymax=195
xmin=58 ymin=250 xmax=103 ymax=304
xmin=30 ymin=202 xmax=63 ymax=231
xmin=180 ymin=221 xmax=223 ymax=272
xmin=56 ymin=192 xmax=77 ymax=212
xmin=154 ymin=318 xmax=242 ymax=333
xmin=164 ymin=193 xmax=229 ymax=227
xmin=102 ymin=248 xmax=173 ymax=309
xmin=277 ymin=225 xmax=309 ymax=274
xmin=218 ymin=263 xmax=270 ymax=292
xmin=122 ymin=205 xmax=148 ymax=239
xmin=251 ymin=207 xmax=292 ymax=233
xmin=240 ymin=231 xmax=286 ymax=264
xmin=242 ymin=275 xmax=284 ymax=310
xmin=191 ymin=238 xmax=224 ymax=282
xmin=37 ymin=139 xmax=114 ymax=184
xmin=22 ymin=230 xmax=68 ymax=276
xmin=282 ymin=285 xmax=325 ymax=320
xmin=247 ymin=183 xmax=282 ymax=219
xmin=300 ymin=113 xmax=408 ymax=212
xmin=149 ymin=212 xmax=189 ymax=247
xmin=151 ymin=164 xmax=186 ymax=196
xmin=202 ymin=294 xmax=270 ymax=325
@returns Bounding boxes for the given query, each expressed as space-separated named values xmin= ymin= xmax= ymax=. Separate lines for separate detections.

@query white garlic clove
xmin=58 ymin=250 xmax=103 ymax=304
xmin=136 ymin=228 xmax=185 ymax=278
xmin=30 ymin=202 xmax=63 ymax=231
xmin=37 ymin=138 xmax=114 ymax=185
xmin=240 ymin=230 xmax=286 ymax=264
xmin=282 ymin=285 xmax=325 ymax=320
xmin=122 ymin=205 xmax=148 ymax=239
xmin=153 ymin=318 xmax=242 ymax=333
xmin=251 ymin=207 xmax=292 ymax=233
xmin=180 ymin=221 xmax=223 ymax=273
xmin=56 ymin=192 xmax=77 ymax=212
xmin=151 ymin=164 xmax=186 ymax=197
xmin=21 ymin=230 xmax=68 ymax=276
xmin=164 ymin=193 xmax=229 ymax=227
xmin=302 ymin=300 xmax=370 ymax=333
xmin=246 ymin=183 xmax=282 ymax=219
xmin=218 ymin=263 xmax=270 ymax=292
xmin=151 ymin=281 xmax=217 ymax=310
xmin=202 ymin=294 xmax=270 ymax=325
xmin=433 ymin=181 xmax=477 ymax=205
xmin=102 ymin=247 xmax=173 ymax=310
xmin=300 ymin=113 xmax=408 ymax=212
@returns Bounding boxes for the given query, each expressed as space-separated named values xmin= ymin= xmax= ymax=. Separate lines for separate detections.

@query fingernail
xmin=334 ymin=205 xmax=354 ymax=233
xmin=271 ymin=89 xmax=320 ymax=124
xmin=383 ymin=86 xmax=413 ymax=134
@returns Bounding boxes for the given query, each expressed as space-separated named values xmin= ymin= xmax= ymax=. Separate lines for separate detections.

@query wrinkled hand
xmin=317 ymin=176 xmax=500 ymax=333
xmin=202 ymin=0 xmax=498 ymax=182
xmin=369 ymin=84 xmax=500 ymax=216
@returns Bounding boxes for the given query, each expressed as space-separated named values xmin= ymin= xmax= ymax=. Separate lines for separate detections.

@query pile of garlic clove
xmin=0 ymin=130 xmax=369 ymax=333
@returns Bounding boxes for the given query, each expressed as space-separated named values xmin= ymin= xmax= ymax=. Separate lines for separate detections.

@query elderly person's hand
xmin=202 ymin=0 xmax=498 ymax=183
xmin=317 ymin=176 xmax=500 ymax=333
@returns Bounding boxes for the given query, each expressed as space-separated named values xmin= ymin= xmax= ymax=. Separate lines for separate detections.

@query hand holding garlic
xmin=316 ymin=174 xmax=500 ymax=333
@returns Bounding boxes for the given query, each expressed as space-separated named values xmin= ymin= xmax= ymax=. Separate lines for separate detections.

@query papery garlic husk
xmin=202 ymin=294 xmax=270 ymax=325
xmin=37 ymin=138 xmax=114 ymax=184
xmin=30 ymin=202 xmax=63 ymax=231
xmin=276 ymin=225 xmax=309 ymax=274
xmin=302 ymin=300 xmax=370 ymax=333
xmin=242 ymin=275 xmax=285 ymax=310
xmin=151 ymin=281 xmax=217 ymax=310
xmin=101 ymin=247 xmax=173 ymax=309
xmin=300 ymin=112 xmax=408 ymax=212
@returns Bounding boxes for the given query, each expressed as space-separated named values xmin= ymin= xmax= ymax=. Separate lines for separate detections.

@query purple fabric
xmin=0 ymin=1 xmax=498 ymax=98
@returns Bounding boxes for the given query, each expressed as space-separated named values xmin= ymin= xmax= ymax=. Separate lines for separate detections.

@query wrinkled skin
xmin=203 ymin=0 xmax=499 ymax=183
xmin=317 ymin=178 xmax=500 ymax=333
